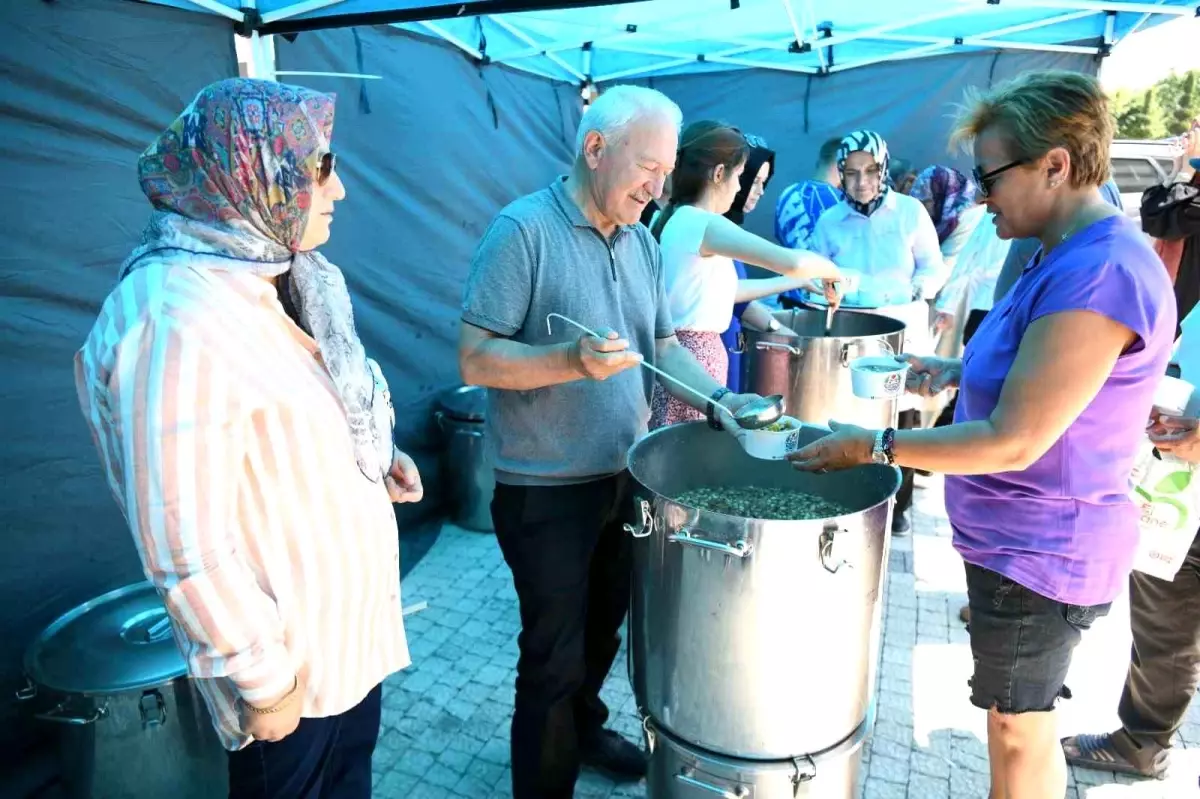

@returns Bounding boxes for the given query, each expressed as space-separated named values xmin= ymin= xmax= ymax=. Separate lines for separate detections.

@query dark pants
xmin=1118 ymin=530 xmax=1200 ymax=758
xmin=227 ymin=685 xmax=381 ymax=799
xmin=491 ymin=473 xmax=634 ymax=799
xmin=933 ymin=309 xmax=989 ymax=430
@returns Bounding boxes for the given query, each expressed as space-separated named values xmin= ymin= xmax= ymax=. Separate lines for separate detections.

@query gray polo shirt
xmin=462 ymin=177 xmax=674 ymax=485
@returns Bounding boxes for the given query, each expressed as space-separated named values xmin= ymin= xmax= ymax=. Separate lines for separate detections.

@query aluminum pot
xmin=643 ymin=706 xmax=873 ymax=799
xmin=626 ymin=422 xmax=898 ymax=759
xmin=18 ymin=583 xmax=227 ymax=799
xmin=742 ymin=309 xmax=904 ymax=431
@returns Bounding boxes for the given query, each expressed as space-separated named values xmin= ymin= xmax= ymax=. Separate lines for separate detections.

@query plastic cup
xmin=850 ymin=356 xmax=909 ymax=400
xmin=1154 ymin=375 xmax=1194 ymax=416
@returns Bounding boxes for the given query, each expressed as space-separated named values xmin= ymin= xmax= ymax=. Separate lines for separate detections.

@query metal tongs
xmin=546 ymin=313 xmax=784 ymax=430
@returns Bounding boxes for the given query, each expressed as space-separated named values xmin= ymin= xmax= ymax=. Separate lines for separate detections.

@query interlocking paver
xmin=374 ymin=475 xmax=1200 ymax=798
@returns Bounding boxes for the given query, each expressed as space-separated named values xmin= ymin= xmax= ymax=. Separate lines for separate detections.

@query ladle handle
xmin=545 ymin=313 xmax=732 ymax=419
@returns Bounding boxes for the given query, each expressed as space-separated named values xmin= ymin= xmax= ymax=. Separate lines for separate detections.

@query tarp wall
xmin=629 ymin=48 xmax=1099 ymax=246
xmin=0 ymin=0 xmax=239 ymax=765
xmin=273 ymin=26 xmax=580 ymax=506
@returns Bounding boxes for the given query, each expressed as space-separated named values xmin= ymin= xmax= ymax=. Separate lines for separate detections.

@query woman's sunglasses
xmin=973 ymin=159 xmax=1025 ymax=198
xmin=318 ymin=152 xmax=337 ymax=186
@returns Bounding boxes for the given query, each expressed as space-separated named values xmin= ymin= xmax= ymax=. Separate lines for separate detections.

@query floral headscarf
xmin=122 ymin=78 xmax=394 ymax=483
xmin=836 ymin=129 xmax=890 ymax=217
xmin=910 ymin=165 xmax=979 ymax=243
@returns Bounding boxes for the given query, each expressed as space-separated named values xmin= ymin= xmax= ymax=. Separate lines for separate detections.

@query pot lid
xmin=438 ymin=385 xmax=486 ymax=422
xmin=24 ymin=582 xmax=187 ymax=695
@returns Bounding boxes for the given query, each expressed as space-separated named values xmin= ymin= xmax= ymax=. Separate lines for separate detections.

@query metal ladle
xmin=546 ymin=313 xmax=785 ymax=431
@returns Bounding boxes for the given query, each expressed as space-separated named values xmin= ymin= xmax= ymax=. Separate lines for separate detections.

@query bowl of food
xmin=849 ymin=356 xmax=909 ymax=400
xmin=734 ymin=415 xmax=805 ymax=460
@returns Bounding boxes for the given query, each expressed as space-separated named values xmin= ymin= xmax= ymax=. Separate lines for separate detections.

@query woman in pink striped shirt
xmin=74 ymin=78 xmax=420 ymax=798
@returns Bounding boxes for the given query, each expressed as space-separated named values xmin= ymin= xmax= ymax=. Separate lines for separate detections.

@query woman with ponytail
xmin=649 ymin=121 xmax=841 ymax=428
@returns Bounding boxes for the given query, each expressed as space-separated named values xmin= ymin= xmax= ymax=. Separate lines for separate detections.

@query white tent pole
xmin=827 ymin=40 xmax=955 ymax=73
xmin=708 ymin=55 xmax=820 ymax=74
xmin=1000 ymin=0 xmax=1192 ymax=14
xmin=414 ymin=21 xmax=482 ymax=58
xmin=595 ymin=56 xmax=699 ymax=83
xmin=971 ymin=8 xmax=1099 ymax=38
xmin=779 ymin=0 xmax=807 ymax=50
xmin=802 ymin=0 xmax=828 ymax=70
xmin=184 ymin=0 xmax=242 ymax=22
xmin=488 ymin=16 xmax=587 ymax=82
xmin=260 ymin=0 xmax=347 ymax=25
xmin=817 ymin=6 xmax=975 ymax=49
xmin=408 ymin=22 xmax=569 ymax=83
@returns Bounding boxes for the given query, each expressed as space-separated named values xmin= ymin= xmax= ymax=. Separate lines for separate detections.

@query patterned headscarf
xmin=121 ymin=78 xmax=395 ymax=483
xmin=724 ymin=133 xmax=776 ymax=226
xmin=910 ymin=166 xmax=978 ymax=243
xmin=836 ymin=129 xmax=890 ymax=217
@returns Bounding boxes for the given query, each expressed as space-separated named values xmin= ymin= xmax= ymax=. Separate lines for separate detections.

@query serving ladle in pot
xmin=546 ymin=313 xmax=785 ymax=431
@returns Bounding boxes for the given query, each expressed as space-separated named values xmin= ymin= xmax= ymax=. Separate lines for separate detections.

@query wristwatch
xmin=766 ymin=318 xmax=782 ymax=333
xmin=707 ymin=387 xmax=730 ymax=430
xmin=872 ymin=428 xmax=896 ymax=465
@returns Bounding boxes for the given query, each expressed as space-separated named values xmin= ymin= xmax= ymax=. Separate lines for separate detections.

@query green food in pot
xmin=675 ymin=485 xmax=852 ymax=520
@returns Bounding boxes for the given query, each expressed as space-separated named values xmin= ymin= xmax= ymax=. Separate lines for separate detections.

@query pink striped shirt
xmin=74 ymin=259 xmax=410 ymax=750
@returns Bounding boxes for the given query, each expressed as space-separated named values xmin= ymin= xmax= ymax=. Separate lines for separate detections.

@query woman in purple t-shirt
xmin=789 ymin=71 xmax=1177 ymax=799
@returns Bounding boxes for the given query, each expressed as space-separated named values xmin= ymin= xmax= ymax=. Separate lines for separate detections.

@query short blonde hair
xmin=950 ymin=70 xmax=1113 ymax=188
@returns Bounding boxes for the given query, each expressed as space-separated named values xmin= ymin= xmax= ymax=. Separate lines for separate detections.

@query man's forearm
xmin=656 ymin=339 xmax=725 ymax=411
xmin=460 ymin=337 xmax=583 ymax=390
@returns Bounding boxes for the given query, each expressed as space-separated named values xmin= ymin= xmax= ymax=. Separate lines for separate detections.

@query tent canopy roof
xmin=143 ymin=0 xmax=1195 ymax=82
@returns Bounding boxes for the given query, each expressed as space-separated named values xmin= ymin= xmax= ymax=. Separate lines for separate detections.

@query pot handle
xmin=668 ymin=529 xmax=753 ymax=559
xmin=819 ymin=522 xmax=851 ymax=574
xmin=756 ymin=340 xmax=801 ymax=356
xmin=675 ymin=771 xmax=749 ymax=799
xmin=840 ymin=338 xmax=897 ymax=367
xmin=623 ymin=499 xmax=654 ymax=538
xmin=35 ymin=702 xmax=108 ymax=726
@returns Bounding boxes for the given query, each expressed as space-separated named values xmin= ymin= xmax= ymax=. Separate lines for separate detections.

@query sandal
xmin=1061 ymin=732 xmax=1168 ymax=779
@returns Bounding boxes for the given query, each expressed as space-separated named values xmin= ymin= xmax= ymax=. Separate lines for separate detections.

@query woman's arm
xmin=789 ymin=311 xmax=1136 ymax=475
xmin=893 ymin=310 xmax=1135 ymax=473
xmin=735 ymin=276 xmax=816 ymax=304
xmin=702 ymin=213 xmax=840 ymax=280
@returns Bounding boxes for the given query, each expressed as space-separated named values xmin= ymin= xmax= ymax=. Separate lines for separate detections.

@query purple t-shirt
xmin=946 ymin=215 xmax=1176 ymax=606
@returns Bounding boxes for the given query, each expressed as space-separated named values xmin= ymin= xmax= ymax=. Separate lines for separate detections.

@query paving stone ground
xmin=374 ymin=476 xmax=1200 ymax=798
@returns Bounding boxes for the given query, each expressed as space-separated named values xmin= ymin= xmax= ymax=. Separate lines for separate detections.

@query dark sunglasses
xmin=318 ymin=152 xmax=337 ymax=186
xmin=973 ymin=159 xmax=1025 ymax=198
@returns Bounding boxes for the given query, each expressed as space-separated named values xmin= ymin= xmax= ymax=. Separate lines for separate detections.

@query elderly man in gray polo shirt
xmin=458 ymin=85 xmax=762 ymax=799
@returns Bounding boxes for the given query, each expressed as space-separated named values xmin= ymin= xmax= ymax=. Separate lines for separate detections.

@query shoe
xmin=579 ymin=728 xmax=647 ymax=782
xmin=891 ymin=513 xmax=911 ymax=536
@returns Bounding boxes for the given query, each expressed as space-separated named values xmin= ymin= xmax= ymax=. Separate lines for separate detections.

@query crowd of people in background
xmin=71 ymin=63 xmax=1200 ymax=799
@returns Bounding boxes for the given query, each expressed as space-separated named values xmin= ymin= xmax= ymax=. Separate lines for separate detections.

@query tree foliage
xmin=1113 ymin=69 xmax=1200 ymax=139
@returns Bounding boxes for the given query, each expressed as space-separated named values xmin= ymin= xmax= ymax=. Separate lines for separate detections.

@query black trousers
xmin=491 ymin=473 xmax=634 ymax=799
xmin=227 ymin=684 xmax=382 ymax=799
xmin=1117 ymin=530 xmax=1200 ymax=759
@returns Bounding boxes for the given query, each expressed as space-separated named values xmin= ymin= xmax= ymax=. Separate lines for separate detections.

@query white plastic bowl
xmin=849 ymin=356 xmax=909 ymax=400
xmin=735 ymin=415 xmax=805 ymax=460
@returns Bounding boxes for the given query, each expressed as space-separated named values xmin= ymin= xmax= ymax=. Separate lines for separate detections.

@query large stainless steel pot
xmin=644 ymin=706 xmax=873 ymax=799
xmin=626 ymin=422 xmax=899 ymax=759
xmin=743 ymin=309 xmax=904 ymax=430
xmin=18 ymin=583 xmax=227 ymax=798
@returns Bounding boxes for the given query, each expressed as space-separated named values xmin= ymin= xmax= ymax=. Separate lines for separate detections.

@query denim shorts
xmin=964 ymin=562 xmax=1111 ymax=714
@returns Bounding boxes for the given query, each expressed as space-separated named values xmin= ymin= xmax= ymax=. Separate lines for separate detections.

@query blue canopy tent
xmin=0 ymin=0 xmax=1190 ymax=788
xmin=137 ymin=0 xmax=1194 ymax=79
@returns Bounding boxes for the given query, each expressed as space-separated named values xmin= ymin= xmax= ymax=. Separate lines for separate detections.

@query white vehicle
xmin=1110 ymin=138 xmax=1182 ymax=224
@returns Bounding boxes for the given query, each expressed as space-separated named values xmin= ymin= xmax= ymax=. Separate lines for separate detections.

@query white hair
xmin=575 ymin=85 xmax=683 ymax=156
